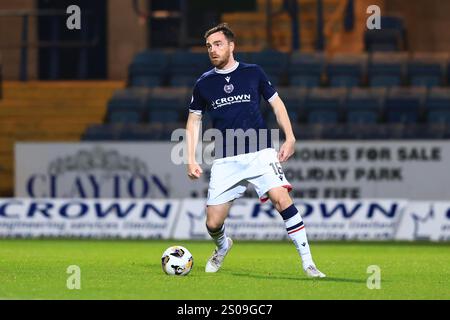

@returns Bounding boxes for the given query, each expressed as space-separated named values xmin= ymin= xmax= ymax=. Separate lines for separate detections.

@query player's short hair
xmin=204 ymin=23 xmax=235 ymax=42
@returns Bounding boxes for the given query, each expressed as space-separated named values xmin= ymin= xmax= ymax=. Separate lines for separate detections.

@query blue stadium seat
xmin=381 ymin=16 xmax=406 ymax=30
xmin=107 ymin=88 xmax=149 ymax=112
xmin=420 ymin=124 xmax=447 ymax=139
xmin=146 ymin=87 xmax=190 ymax=123
xmin=264 ymin=107 xmax=299 ymax=126
xmin=128 ymin=50 xmax=169 ymax=87
xmin=443 ymin=125 xmax=450 ymax=139
xmin=114 ymin=122 xmax=185 ymax=141
xmin=308 ymin=111 xmax=339 ymax=124
xmin=247 ymin=50 xmax=289 ymax=86
xmin=385 ymin=87 xmax=426 ymax=123
xmin=106 ymin=88 xmax=150 ymax=123
xmin=234 ymin=52 xmax=250 ymax=64
xmin=426 ymin=87 xmax=450 ymax=124
xmin=304 ymin=88 xmax=347 ymax=124
xmin=448 ymin=63 xmax=450 ymax=87
xmin=168 ymin=51 xmax=211 ymax=87
xmin=288 ymin=52 xmax=325 ymax=87
xmin=427 ymin=111 xmax=450 ymax=124
xmin=368 ymin=52 xmax=407 ymax=87
xmin=347 ymin=111 xmax=378 ymax=124
xmin=346 ymin=124 xmax=391 ymax=139
xmin=292 ymin=124 xmax=326 ymax=140
xmin=326 ymin=54 xmax=367 ymax=87
xmin=118 ymin=123 xmax=165 ymax=140
xmin=82 ymin=124 xmax=122 ymax=141
xmin=364 ymin=16 xmax=406 ymax=52
xmin=118 ymin=122 xmax=182 ymax=140
xmin=399 ymin=124 xmax=448 ymax=139
xmin=160 ymin=122 xmax=187 ymax=140
xmin=109 ymin=111 xmax=142 ymax=124
xmin=408 ymin=53 xmax=448 ymax=88
xmin=267 ymin=87 xmax=308 ymax=124
xmin=130 ymin=76 xmax=162 ymax=88
xmin=332 ymin=124 xmax=356 ymax=139
xmin=346 ymin=88 xmax=386 ymax=124
xmin=148 ymin=110 xmax=181 ymax=123
xmin=292 ymin=123 xmax=448 ymax=140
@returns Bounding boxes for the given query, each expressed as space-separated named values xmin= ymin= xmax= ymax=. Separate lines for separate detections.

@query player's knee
xmin=205 ymin=218 xmax=222 ymax=232
xmin=272 ymin=193 xmax=293 ymax=212
xmin=205 ymin=213 xmax=223 ymax=231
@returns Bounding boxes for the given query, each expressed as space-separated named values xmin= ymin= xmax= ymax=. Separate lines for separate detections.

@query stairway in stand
xmin=0 ymin=81 xmax=124 ymax=196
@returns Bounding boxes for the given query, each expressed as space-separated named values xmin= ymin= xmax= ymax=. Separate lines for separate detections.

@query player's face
xmin=206 ymin=32 xmax=234 ymax=68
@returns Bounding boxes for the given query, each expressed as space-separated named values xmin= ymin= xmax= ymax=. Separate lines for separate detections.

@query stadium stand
xmin=86 ymin=44 xmax=450 ymax=124
xmin=364 ymin=16 xmax=407 ymax=52
xmin=106 ymin=88 xmax=150 ymax=123
xmin=384 ymin=87 xmax=427 ymax=124
xmin=146 ymin=87 xmax=190 ymax=123
xmin=128 ymin=50 xmax=169 ymax=87
xmin=426 ymin=87 xmax=450 ymax=125
xmin=80 ymin=47 xmax=450 ymax=145
xmin=264 ymin=87 xmax=308 ymax=126
xmin=288 ymin=52 xmax=325 ymax=87
xmin=368 ymin=52 xmax=408 ymax=87
xmin=247 ymin=49 xmax=289 ymax=86
xmin=167 ymin=51 xmax=211 ymax=87
xmin=326 ymin=53 xmax=367 ymax=87
xmin=407 ymin=52 xmax=449 ymax=88
xmin=83 ymin=122 xmax=187 ymax=141
xmin=304 ymin=87 xmax=347 ymax=124
xmin=346 ymin=87 xmax=386 ymax=124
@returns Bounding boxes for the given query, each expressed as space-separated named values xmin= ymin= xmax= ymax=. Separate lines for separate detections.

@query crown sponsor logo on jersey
xmin=224 ymin=83 xmax=234 ymax=94
xmin=212 ymin=94 xmax=251 ymax=109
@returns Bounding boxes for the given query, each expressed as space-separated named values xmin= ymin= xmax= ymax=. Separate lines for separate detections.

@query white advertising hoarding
xmin=173 ymin=199 xmax=407 ymax=241
xmin=0 ymin=198 xmax=181 ymax=238
xmin=3 ymin=198 xmax=436 ymax=241
xmin=396 ymin=201 xmax=450 ymax=241
xmin=15 ymin=141 xmax=450 ymax=200
xmin=15 ymin=142 xmax=203 ymax=199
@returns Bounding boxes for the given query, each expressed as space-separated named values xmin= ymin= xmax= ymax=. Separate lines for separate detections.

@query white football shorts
xmin=207 ymin=148 xmax=292 ymax=206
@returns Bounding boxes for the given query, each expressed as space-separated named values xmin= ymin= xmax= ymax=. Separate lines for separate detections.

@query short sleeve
xmin=257 ymin=65 xmax=278 ymax=102
xmin=188 ymin=82 xmax=207 ymax=115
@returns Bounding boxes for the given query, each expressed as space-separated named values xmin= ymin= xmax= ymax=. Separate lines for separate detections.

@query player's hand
xmin=187 ymin=163 xmax=203 ymax=180
xmin=278 ymin=139 xmax=296 ymax=162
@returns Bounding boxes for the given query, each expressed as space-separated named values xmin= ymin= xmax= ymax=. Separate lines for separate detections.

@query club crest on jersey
xmin=224 ymin=83 xmax=234 ymax=94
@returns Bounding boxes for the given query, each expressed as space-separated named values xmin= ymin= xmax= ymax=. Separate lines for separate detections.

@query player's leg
xmin=205 ymin=202 xmax=234 ymax=273
xmin=246 ymin=148 xmax=325 ymax=277
xmin=267 ymin=186 xmax=326 ymax=278
xmin=206 ymin=201 xmax=232 ymax=255
xmin=205 ymin=179 xmax=248 ymax=273
xmin=206 ymin=157 xmax=249 ymax=272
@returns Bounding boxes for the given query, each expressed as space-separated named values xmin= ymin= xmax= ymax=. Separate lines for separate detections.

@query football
xmin=161 ymin=246 xmax=194 ymax=276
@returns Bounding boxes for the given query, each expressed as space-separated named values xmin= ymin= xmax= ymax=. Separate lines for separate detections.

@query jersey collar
xmin=215 ymin=61 xmax=239 ymax=74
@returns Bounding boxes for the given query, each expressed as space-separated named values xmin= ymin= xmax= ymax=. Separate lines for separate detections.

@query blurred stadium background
xmin=1 ymin=0 xmax=450 ymax=299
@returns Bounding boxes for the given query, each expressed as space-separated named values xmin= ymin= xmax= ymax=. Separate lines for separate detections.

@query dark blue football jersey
xmin=189 ymin=62 xmax=278 ymax=158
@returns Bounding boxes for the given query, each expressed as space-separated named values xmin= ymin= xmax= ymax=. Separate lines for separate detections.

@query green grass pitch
xmin=0 ymin=239 xmax=449 ymax=300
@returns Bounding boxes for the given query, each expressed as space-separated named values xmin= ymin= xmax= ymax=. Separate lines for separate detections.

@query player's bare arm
xmin=269 ymin=95 xmax=296 ymax=163
xmin=186 ymin=112 xmax=203 ymax=179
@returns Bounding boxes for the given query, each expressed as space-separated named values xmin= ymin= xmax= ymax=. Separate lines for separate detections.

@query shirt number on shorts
xmin=269 ymin=162 xmax=284 ymax=175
